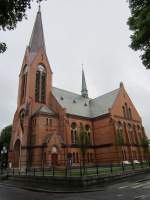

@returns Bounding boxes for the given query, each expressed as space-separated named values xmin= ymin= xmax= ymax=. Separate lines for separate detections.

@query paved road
xmin=1 ymin=174 xmax=150 ymax=199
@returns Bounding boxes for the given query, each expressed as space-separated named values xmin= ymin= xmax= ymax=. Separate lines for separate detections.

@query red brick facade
xmin=9 ymin=9 xmax=149 ymax=168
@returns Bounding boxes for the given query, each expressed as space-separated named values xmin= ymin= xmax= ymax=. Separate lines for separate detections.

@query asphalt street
xmin=1 ymin=174 xmax=150 ymax=199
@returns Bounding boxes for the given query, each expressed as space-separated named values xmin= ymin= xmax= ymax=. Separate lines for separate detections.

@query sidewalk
xmin=1 ymin=168 xmax=150 ymax=193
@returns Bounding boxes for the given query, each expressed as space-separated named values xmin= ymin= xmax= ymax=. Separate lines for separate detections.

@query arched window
xmin=85 ymin=124 xmax=91 ymax=144
xmin=19 ymin=109 xmax=25 ymax=133
xmin=71 ymin=122 xmax=77 ymax=144
xmin=125 ymin=103 xmax=129 ymax=119
xmin=122 ymin=106 xmax=126 ymax=118
xmin=128 ymin=108 xmax=132 ymax=119
xmin=116 ymin=121 xmax=124 ymax=145
xmin=35 ymin=64 xmax=46 ymax=103
xmin=128 ymin=123 xmax=134 ymax=144
xmin=21 ymin=64 xmax=28 ymax=104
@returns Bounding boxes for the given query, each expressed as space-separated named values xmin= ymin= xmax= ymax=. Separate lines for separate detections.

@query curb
xmin=1 ymin=169 xmax=150 ymax=193
xmin=0 ymin=183 xmax=105 ymax=193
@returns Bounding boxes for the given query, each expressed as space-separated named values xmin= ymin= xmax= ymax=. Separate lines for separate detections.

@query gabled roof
xmin=32 ymin=105 xmax=56 ymax=116
xmin=90 ymin=89 xmax=120 ymax=118
xmin=44 ymin=133 xmax=64 ymax=145
xmin=29 ymin=7 xmax=46 ymax=53
xmin=52 ymin=87 xmax=91 ymax=118
xmin=52 ymin=87 xmax=120 ymax=118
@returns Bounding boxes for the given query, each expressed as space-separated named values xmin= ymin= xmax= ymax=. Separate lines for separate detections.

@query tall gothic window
xmin=35 ymin=64 xmax=46 ymax=103
xmin=71 ymin=122 xmax=77 ymax=144
xmin=122 ymin=106 xmax=126 ymax=118
xmin=128 ymin=123 xmax=134 ymax=144
xmin=122 ymin=103 xmax=132 ymax=120
xmin=21 ymin=64 xmax=28 ymax=104
xmin=128 ymin=108 xmax=132 ymax=119
xmin=85 ymin=124 xmax=91 ymax=144
xmin=116 ymin=121 xmax=125 ymax=145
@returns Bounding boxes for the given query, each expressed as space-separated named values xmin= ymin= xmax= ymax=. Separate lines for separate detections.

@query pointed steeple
xmin=81 ymin=68 xmax=88 ymax=98
xmin=29 ymin=6 xmax=46 ymax=53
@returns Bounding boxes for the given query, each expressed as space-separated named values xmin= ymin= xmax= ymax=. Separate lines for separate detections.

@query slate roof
xmin=32 ymin=105 xmax=56 ymax=116
xmin=52 ymin=87 xmax=120 ymax=118
xmin=89 ymin=89 xmax=120 ymax=118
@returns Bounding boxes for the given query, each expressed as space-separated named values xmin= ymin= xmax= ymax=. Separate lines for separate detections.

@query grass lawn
xmin=9 ymin=162 xmax=150 ymax=177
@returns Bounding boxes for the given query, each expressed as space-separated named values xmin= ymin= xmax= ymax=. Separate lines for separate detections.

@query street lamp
xmin=0 ymin=146 xmax=7 ymax=168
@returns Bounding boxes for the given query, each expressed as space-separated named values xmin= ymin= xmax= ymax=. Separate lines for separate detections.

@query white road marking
xmin=119 ymin=185 xmax=129 ymax=189
xmin=134 ymin=195 xmax=146 ymax=199
xmin=117 ymin=194 xmax=123 ymax=197
xmin=132 ymin=182 xmax=150 ymax=189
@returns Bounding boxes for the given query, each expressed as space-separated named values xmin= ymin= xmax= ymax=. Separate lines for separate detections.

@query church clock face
xmin=23 ymin=64 xmax=28 ymax=74
xmin=37 ymin=64 xmax=46 ymax=73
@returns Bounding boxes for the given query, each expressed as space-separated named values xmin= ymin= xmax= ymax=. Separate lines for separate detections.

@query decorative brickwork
xmin=8 ymin=8 xmax=149 ymax=168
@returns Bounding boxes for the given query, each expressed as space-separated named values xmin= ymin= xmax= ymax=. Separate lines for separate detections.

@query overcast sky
xmin=0 ymin=0 xmax=150 ymax=136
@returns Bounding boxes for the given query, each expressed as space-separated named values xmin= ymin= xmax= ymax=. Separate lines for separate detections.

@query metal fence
xmin=1 ymin=160 xmax=150 ymax=178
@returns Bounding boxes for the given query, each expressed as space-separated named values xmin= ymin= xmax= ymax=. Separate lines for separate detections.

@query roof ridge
xmin=90 ymin=88 xmax=120 ymax=101
xmin=52 ymin=86 xmax=90 ymax=98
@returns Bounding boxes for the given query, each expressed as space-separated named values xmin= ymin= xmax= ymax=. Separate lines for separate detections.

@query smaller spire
xmin=120 ymin=81 xmax=124 ymax=88
xmin=38 ymin=4 xmax=41 ymax=12
xmin=81 ymin=67 xmax=88 ymax=98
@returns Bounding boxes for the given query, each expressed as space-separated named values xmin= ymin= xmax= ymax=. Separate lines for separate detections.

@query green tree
xmin=127 ymin=0 xmax=150 ymax=69
xmin=0 ymin=125 xmax=12 ymax=167
xmin=77 ymin=125 xmax=90 ymax=170
xmin=140 ymin=136 xmax=150 ymax=162
xmin=115 ymin=130 xmax=125 ymax=162
xmin=0 ymin=0 xmax=44 ymax=53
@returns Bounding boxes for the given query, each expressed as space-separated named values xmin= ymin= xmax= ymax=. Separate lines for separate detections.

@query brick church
xmin=9 ymin=8 xmax=148 ymax=168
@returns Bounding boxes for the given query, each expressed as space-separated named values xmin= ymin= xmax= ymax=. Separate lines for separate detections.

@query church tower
xmin=18 ymin=6 xmax=52 ymax=108
xmin=9 ymin=7 xmax=53 ymax=167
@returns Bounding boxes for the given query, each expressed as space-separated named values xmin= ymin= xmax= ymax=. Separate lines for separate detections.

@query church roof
xmin=32 ymin=105 xmax=56 ymax=116
xmin=52 ymin=87 xmax=120 ymax=118
xmin=29 ymin=7 xmax=46 ymax=53
xmin=90 ymin=89 xmax=120 ymax=117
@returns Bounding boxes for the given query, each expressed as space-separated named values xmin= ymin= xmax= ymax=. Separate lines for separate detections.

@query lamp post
xmin=0 ymin=146 xmax=7 ymax=169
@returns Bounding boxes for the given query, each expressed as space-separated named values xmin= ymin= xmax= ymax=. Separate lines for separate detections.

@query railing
xmin=1 ymin=161 xmax=150 ymax=178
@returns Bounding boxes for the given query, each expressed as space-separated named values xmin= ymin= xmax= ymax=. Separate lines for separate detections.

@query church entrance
xmin=51 ymin=146 xmax=58 ymax=166
xmin=14 ymin=139 xmax=21 ymax=168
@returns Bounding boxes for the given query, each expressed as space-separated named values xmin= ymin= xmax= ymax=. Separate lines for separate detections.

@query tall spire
xmin=29 ymin=6 xmax=46 ymax=53
xmin=81 ymin=68 xmax=88 ymax=98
